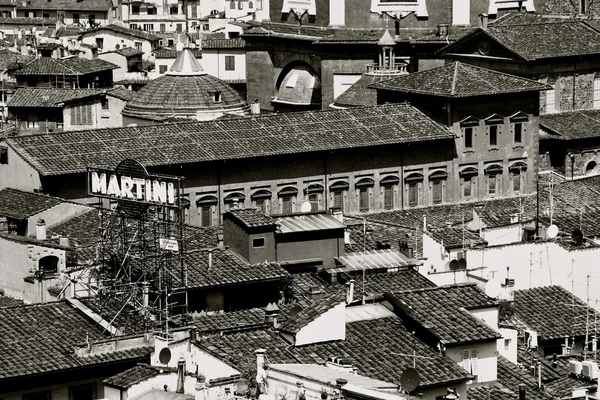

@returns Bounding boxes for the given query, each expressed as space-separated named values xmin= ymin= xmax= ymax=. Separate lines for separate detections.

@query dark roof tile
xmin=8 ymin=88 xmax=101 ymax=108
xmin=190 ymin=308 xmax=267 ymax=333
xmin=17 ymin=0 xmax=109 ymax=11
xmin=15 ymin=57 xmax=118 ymax=76
xmin=85 ymin=24 xmax=161 ymax=42
xmin=0 ymin=187 xmax=63 ymax=219
xmin=103 ymin=364 xmax=160 ymax=389
xmin=226 ymin=208 xmax=276 ymax=228
xmin=541 ymin=109 xmax=600 ymax=140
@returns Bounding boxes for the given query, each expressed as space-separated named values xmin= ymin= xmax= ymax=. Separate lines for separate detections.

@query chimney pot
xmin=346 ymin=279 xmax=355 ymax=304
xmin=519 ymin=384 xmax=526 ymax=400
xmin=336 ymin=378 xmax=348 ymax=387
xmin=36 ymin=218 xmax=46 ymax=240
xmin=479 ymin=13 xmax=488 ymax=29
xmin=176 ymin=357 xmax=186 ymax=394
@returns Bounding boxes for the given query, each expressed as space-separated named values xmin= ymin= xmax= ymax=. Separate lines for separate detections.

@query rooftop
xmin=0 ymin=187 xmax=63 ymax=219
xmin=226 ymin=208 xmax=276 ymax=228
xmin=540 ymin=109 xmax=600 ymax=140
xmin=8 ymin=88 xmax=103 ymax=108
xmin=7 ymin=103 xmax=454 ymax=177
xmin=0 ymin=17 xmax=56 ymax=25
xmin=389 ymin=283 xmax=500 ymax=345
xmin=276 ymin=213 xmax=345 ymax=234
xmin=15 ymin=57 xmax=118 ymax=76
xmin=190 ymin=308 xmax=267 ymax=333
xmin=16 ymin=0 xmax=109 ymax=11
xmin=371 ymin=62 xmax=551 ymax=98
xmin=513 ymin=286 xmax=600 ymax=340
xmin=103 ymin=364 xmax=160 ymax=389
xmin=278 ymin=293 xmax=344 ymax=334
xmin=332 ymin=74 xmax=391 ymax=108
xmin=331 ymin=250 xmax=417 ymax=274
xmin=84 ymin=24 xmax=161 ymax=42
xmin=0 ymin=49 xmax=35 ymax=71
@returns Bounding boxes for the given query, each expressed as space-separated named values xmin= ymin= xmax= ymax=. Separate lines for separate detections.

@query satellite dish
xmin=158 ymin=347 xmax=172 ymax=365
xmin=458 ymin=258 xmax=467 ymax=269
xmin=485 ymin=279 xmax=501 ymax=299
xmin=400 ymin=367 xmax=421 ymax=392
xmin=572 ymin=229 xmax=584 ymax=245
xmin=300 ymin=201 xmax=312 ymax=213
xmin=449 ymin=259 xmax=459 ymax=270
xmin=547 ymin=224 xmax=559 ymax=239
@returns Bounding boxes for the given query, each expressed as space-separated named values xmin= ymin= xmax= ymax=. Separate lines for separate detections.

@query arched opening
xmin=586 ymin=161 xmax=598 ymax=175
xmin=272 ymin=61 xmax=321 ymax=111
xmin=39 ymin=255 xmax=59 ymax=274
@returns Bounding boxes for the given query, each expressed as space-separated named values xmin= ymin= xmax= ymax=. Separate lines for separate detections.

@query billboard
xmin=87 ymin=159 xmax=183 ymax=216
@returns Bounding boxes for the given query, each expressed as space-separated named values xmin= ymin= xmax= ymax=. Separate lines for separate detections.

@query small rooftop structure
xmin=331 ymin=249 xmax=418 ymax=275
xmin=276 ymin=213 xmax=346 ymax=234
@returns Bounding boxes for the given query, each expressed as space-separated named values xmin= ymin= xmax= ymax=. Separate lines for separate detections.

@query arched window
xmin=329 ymin=181 xmax=349 ymax=212
xmin=39 ymin=255 xmax=59 ymax=274
xmin=485 ymin=164 xmax=503 ymax=196
xmin=237 ymin=0 xmax=243 ymax=9
xmin=179 ymin=197 xmax=191 ymax=223
xmin=196 ymin=195 xmax=218 ymax=227
xmin=249 ymin=0 xmax=253 ymax=7
xmin=355 ymin=178 xmax=374 ymax=212
xmin=115 ymin=44 xmax=120 ymax=50
xmin=251 ymin=190 xmax=271 ymax=213
xmin=459 ymin=167 xmax=478 ymax=199
xmin=586 ymin=161 xmax=598 ymax=176
xmin=509 ymin=162 xmax=527 ymax=193
xmin=380 ymin=175 xmax=399 ymax=210
xmin=224 ymin=192 xmax=245 ymax=211
xmin=405 ymin=173 xmax=423 ymax=207
xmin=304 ymin=184 xmax=324 ymax=211
xmin=429 ymin=170 xmax=447 ymax=205
xmin=278 ymin=186 xmax=298 ymax=214
xmin=229 ymin=0 xmax=235 ymax=8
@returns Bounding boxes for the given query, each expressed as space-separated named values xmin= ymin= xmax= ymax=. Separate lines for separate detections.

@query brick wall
xmin=540 ymin=71 xmax=597 ymax=113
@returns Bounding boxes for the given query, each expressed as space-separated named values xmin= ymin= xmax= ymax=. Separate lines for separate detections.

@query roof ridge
xmin=451 ymin=62 xmax=459 ymax=96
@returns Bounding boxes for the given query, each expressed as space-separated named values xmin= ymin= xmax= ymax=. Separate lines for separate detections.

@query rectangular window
xmin=513 ymin=122 xmax=523 ymax=144
xmin=132 ymin=5 xmax=140 ymax=14
xmin=359 ymin=188 xmax=369 ymax=211
xmin=159 ymin=65 xmax=167 ymax=74
xmin=71 ymin=104 xmax=92 ymax=125
xmin=546 ymin=88 xmax=555 ymax=113
xmin=69 ymin=383 xmax=95 ymax=400
xmin=333 ymin=191 xmax=343 ymax=211
xmin=594 ymin=77 xmax=600 ymax=109
xmin=461 ymin=349 xmax=479 ymax=381
xmin=160 ymin=23 xmax=166 ymax=32
xmin=0 ymin=146 xmax=7 ymax=164
xmin=504 ymin=339 xmax=511 ymax=352
xmin=308 ymin=193 xmax=318 ymax=210
xmin=88 ymin=14 xmax=95 ymax=25
xmin=112 ymin=7 xmax=117 ymax=18
xmin=225 ymin=55 xmax=235 ymax=71
xmin=408 ymin=182 xmax=418 ymax=207
xmin=383 ymin=185 xmax=393 ymax=210
xmin=176 ymin=23 xmax=183 ymax=32
xmin=255 ymin=198 xmax=267 ymax=213
xmin=464 ymin=127 xmax=473 ymax=149
xmin=252 ymin=237 xmax=265 ymax=248
xmin=489 ymin=125 xmax=498 ymax=147
xmin=281 ymin=196 xmax=292 ymax=214
xmin=95 ymin=38 xmax=103 ymax=49
xmin=200 ymin=205 xmax=211 ymax=227
xmin=135 ymin=42 xmax=142 ymax=51
xmin=73 ymin=13 xmax=79 ymax=23
xmin=432 ymin=180 xmax=443 ymax=204
xmin=43 ymin=13 xmax=49 ymax=18
xmin=101 ymin=97 xmax=109 ymax=110
xmin=170 ymin=5 xmax=178 ymax=14
xmin=143 ymin=24 xmax=153 ymax=31
xmin=463 ymin=176 xmax=472 ymax=198
xmin=191 ymin=5 xmax=197 ymax=18
xmin=488 ymin=175 xmax=497 ymax=195
xmin=513 ymin=172 xmax=521 ymax=193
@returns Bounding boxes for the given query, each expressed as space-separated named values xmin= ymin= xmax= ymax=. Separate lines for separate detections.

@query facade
xmin=14 ymin=0 xmax=112 ymax=27
xmin=122 ymin=47 xmax=248 ymax=124
xmin=80 ymin=24 xmax=161 ymax=57
xmin=97 ymin=46 xmax=144 ymax=81
xmin=8 ymin=87 xmax=131 ymax=133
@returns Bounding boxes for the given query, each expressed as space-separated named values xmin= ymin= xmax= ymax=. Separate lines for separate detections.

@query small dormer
xmin=367 ymin=29 xmax=408 ymax=76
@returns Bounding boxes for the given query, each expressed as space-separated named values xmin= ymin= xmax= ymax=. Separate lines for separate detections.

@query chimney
xmin=479 ymin=13 xmax=488 ymax=29
xmin=142 ymin=282 xmax=149 ymax=309
xmin=519 ymin=384 xmax=526 ymax=400
xmin=195 ymin=374 xmax=206 ymax=400
xmin=250 ymin=99 xmax=260 ymax=115
xmin=176 ymin=357 xmax=186 ymax=393
xmin=346 ymin=279 xmax=355 ymax=304
xmin=436 ymin=23 xmax=449 ymax=37
xmin=255 ymin=348 xmax=267 ymax=384
xmin=208 ymin=250 xmax=213 ymax=269
xmin=264 ymin=302 xmax=279 ymax=328
xmin=59 ymin=236 xmax=70 ymax=247
xmin=36 ymin=219 xmax=46 ymax=240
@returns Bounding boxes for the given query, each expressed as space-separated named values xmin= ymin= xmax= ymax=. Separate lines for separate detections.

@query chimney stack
xmin=250 ymin=99 xmax=260 ymax=115
xmin=519 ymin=384 xmax=526 ymax=400
xmin=176 ymin=357 xmax=186 ymax=394
xmin=208 ymin=250 xmax=213 ymax=269
xmin=265 ymin=302 xmax=279 ymax=328
xmin=346 ymin=279 xmax=355 ymax=304
xmin=255 ymin=348 xmax=267 ymax=387
xmin=479 ymin=13 xmax=488 ymax=29
xmin=59 ymin=236 xmax=70 ymax=247
xmin=195 ymin=374 xmax=207 ymax=400
xmin=36 ymin=219 xmax=46 ymax=240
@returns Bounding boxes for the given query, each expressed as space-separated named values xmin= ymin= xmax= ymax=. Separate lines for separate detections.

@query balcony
xmin=127 ymin=12 xmax=186 ymax=21
xmin=366 ymin=62 xmax=408 ymax=76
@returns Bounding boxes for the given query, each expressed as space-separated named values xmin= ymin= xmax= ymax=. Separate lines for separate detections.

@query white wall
xmin=295 ymin=301 xmax=346 ymax=346
xmin=82 ymin=31 xmax=154 ymax=58
xmin=482 ymin=224 xmax=523 ymax=247
xmin=446 ymin=340 xmax=497 ymax=383
xmin=3 ymin=378 xmax=105 ymax=400
xmin=0 ymin=143 xmax=43 ymax=192
xmin=499 ymin=327 xmax=518 ymax=364
xmin=155 ymin=48 xmax=246 ymax=82
xmin=452 ymin=0 xmax=470 ymax=25
xmin=27 ymin=202 xmax=92 ymax=235
xmin=98 ymin=52 xmax=128 ymax=82
xmin=332 ymin=74 xmax=361 ymax=100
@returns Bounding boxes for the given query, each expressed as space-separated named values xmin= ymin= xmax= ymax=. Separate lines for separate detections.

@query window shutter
xmin=461 ymin=350 xmax=470 ymax=371
xmin=470 ymin=349 xmax=479 ymax=377
xmin=408 ymin=182 xmax=418 ymax=206
xmin=86 ymin=104 xmax=92 ymax=124
xmin=432 ymin=180 xmax=442 ymax=204
xmin=383 ymin=185 xmax=393 ymax=210
xmin=201 ymin=206 xmax=211 ymax=227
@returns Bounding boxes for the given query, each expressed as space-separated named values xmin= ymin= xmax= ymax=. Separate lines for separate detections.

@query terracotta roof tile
xmin=17 ymin=0 xmax=109 ymax=11
xmin=0 ymin=49 xmax=35 ymax=70
xmin=497 ymin=356 xmax=552 ymax=400
xmin=226 ymin=208 xmax=276 ymax=228
xmin=190 ymin=308 xmax=267 ymax=333
xmin=103 ymin=364 xmax=160 ymax=389
xmin=541 ymin=109 xmax=600 ymax=140
xmin=85 ymin=24 xmax=161 ymax=42
xmin=7 ymin=103 xmax=454 ymax=176
xmin=278 ymin=293 xmax=344 ymax=334
xmin=333 ymin=74 xmax=390 ymax=108
xmin=8 ymin=88 xmax=101 ymax=108
xmin=371 ymin=62 xmax=551 ymax=98
xmin=0 ymin=17 xmax=56 ymax=25
xmin=0 ymin=187 xmax=63 ymax=219
xmin=107 ymin=86 xmax=135 ymax=101
xmin=15 ymin=57 xmax=118 ymax=76
xmin=513 ymin=286 xmax=600 ymax=341
xmin=390 ymin=283 xmax=500 ymax=345
xmin=0 ymin=294 xmax=24 ymax=308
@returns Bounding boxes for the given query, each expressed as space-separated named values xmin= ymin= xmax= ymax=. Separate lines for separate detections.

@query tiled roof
xmin=15 ymin=57 xmax=118 ymax=76
xmin=390 ymin=283 xmax=500 ymax=345
xmin=226 ymin=208 xmax=276 ymax=228
xmin=278 ymin=293 xmax=344 ymax=334
xmin=540 ymin=109 xmax=600 ymax=140
xmin=332 ymin=250 xmax=417 ymax=274
xmin=105 ymin=46 xmax=143 ymax=57
xmin=202 ymin=37 xmax=245 ymax=49
xmin=78 ymin=296 xmax=158 ymax=335
xmin=351 ymin=269 xmax=436 ymax=301
xmin=513 ymin=286 xmax=600 ymax=340
xmin=277 ymin=213 xmax=345 ymax=233
xmin=0 ymin=123 xmax=18 ymax=140
xmin=107 ymin=87 xmax=135 ymax=101
xmin=7 ymin=103 xmax=453 ymax=177
xmin=85 ymin=24 xmax=161 ymax=42
xmin=315 ymin=29 xmax=385 ymax=44
xmin=17 ymin=0 xmax=109 ymax=11
xmin=0 ymin=294 xmax=24 ymax=308
xmin=154 ymin=47 xmax=202 ymax=59
xmin=190 ymin=308 xmax=267 ymax=333
xmin=468 ymin=384 xmax=518 ymax=400
xmin=36 ymin=42 xmax=64 ymax=50
xmin=332 ymin=74 xmax=392 ymax=108
xmin=343 ymin=217 xmax=418 ymax=255
xmin=76 ymin=345 xmax=153 ymax=366
xmin=182 ymin=248 xmax=288 ymax=289
xmin=0 ymin=49 xmax=35 ymax=70
xmin=497 ymin=356 xmax=552 ymax=400
xmin=201 ymin=316 xmax=473 ymax=388
xmin=0 ymin=300 xmax=110 ymax=380
xmin=8 ymin=88 xmax=101 ymax=108
xmin=242 ymin=22 xmax=334 ymax=40
xmin=0 ymin=187 xmax=63 ymax=219
xmin=103 ymin=363 xmax=160 ymax=389
xmin=371 ymin=62 xmax=551 ymax=98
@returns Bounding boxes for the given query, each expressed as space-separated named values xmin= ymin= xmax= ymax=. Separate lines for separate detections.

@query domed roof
xmin=123 ymin=48 xmax=248 ymax=122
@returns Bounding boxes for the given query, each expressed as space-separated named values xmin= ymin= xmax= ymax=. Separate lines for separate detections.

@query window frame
xmin=405 ymin=173 xmax=423 ymax=208
xmin=0 ymin=146 xmax=7 ymax=164
xmin=196 ymin=195 xmax=217 ymax=227
xmin=429 ymin=170 xmax=447 ymax=205
xmin=330 ymin=180 xmax=349 ymax=212
xmin=485 ymin=164 xmax=503 ymax=196
xmin=460 ymin=167 xmax=478 ymax=199
xmin=224 ymin=55 xmax=235 ymax=71
xmin=252 ymin=237 xmax=265 ymax=248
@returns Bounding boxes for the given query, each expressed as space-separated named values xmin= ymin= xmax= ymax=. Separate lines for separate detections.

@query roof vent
xmin=436 ymin=23 xmax=449 ymax=37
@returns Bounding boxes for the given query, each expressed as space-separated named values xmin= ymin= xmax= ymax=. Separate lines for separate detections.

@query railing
xmin=366 ymin=62 xmax=408 ymax=75
xmin=127 ymin=13 xmax=186 ymax=21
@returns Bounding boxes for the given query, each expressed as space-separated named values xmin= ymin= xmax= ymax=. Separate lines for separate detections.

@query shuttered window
xmin=333 ymin=191 xmax=343 ymax=210
xmin=281 ymin=196 xmax=292 ymax=214
xmin=383 ymin=185 xmax=393 ymax=210
xmin=408 ymin=182 xmax=418 ymax=207
xmin=308 ymin=193 xmax=318 ymax=210
xmin=463 ymin=176 xmax=472 ymax=197
xmin=71 ymin=104 xmax=92 ymax=125
xmin=461 ymin=349 xmax=479 ymax=381
xmin=358 ymin=188 xmax=369 ymax=211
xmin=200 ymin=206 xmax=211 ymax=226
xmin=432 ymin=179 xmax=443 ymax=204
xmin=594 ymin=76 xmax=600 ymax=109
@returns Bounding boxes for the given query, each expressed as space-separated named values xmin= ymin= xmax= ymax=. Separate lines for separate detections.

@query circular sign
xmin=114 ymin=159 xmax=151 ymax=217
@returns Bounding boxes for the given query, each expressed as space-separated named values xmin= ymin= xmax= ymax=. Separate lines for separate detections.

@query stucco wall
xmin=82 ymin=31 xmax=155 ymax=58
xmin=295 ymin=301 xmax=345 ymax=345
xmin=446 ymin=340 xmax=497 ymax=383
xmin=0 ymin=143 xmax=42 ymax=191
xmin=3 ymin=378 xmax=105 ymax=400
xmin=26 ymin=202 xmax=92 ymax=235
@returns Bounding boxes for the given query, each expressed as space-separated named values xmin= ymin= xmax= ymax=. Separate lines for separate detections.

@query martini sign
xmin=87 ymin=159 xmax=183 ymax=216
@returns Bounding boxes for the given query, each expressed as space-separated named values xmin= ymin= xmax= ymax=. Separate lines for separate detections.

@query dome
xmin=123 ymin=48 xmax=248 ymax=122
